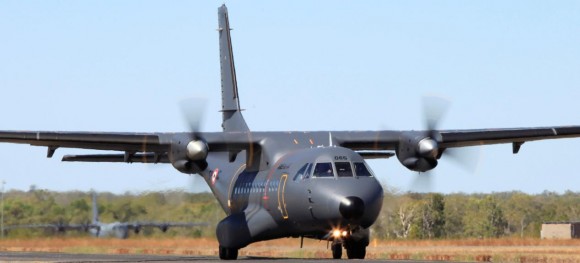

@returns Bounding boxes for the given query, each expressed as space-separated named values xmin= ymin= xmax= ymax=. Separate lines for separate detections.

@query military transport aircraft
xmin=5 ymin=191 xmax=207 ymax=239
xmin=1 ymin=4 xmax=580 ymax=260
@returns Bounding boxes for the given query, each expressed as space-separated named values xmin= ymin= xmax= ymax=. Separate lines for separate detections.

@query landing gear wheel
xmin=219 ymin=246 xmax=238 ymax=260
xmin=346 ymin=244 xmax=366 ymax=259
xmin=331 ymin=243 xmax=342 ymax=259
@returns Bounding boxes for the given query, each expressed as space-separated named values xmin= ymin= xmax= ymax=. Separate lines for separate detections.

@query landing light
xmin=332 ymin=229 xmax=349 ymax=239
xmin=342 ymin=199 xmax=352 ymax=206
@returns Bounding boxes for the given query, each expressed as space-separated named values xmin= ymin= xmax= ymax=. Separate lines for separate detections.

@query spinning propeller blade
xmin=410 ymin=95 xmax=480 ymax=192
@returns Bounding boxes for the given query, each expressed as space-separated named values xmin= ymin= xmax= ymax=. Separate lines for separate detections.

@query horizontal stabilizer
xmin=62 ymin=153 xmax=169 ymax=163
xmin=356 ymin=151 xmax=395 ymax=159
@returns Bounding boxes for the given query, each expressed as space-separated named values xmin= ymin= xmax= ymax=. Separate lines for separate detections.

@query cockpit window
xmin=293 ymin=163 xmax=312 ymax=181
xmin=313 ymin=162 xmax=334 ymax=177
xmin=303 ymin=163 xmax=312 ymax=179
xmin=354 ymin=162 xmax=373 ymax=177
xmin=335 ymin=162 xmax=353 ymax=177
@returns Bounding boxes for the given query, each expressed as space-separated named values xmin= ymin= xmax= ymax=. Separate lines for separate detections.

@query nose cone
xmin=339 ymin=196 xmax=365 ymax=220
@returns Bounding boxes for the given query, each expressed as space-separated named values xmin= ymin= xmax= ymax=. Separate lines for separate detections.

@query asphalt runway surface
xmin=0 ymin=251 xmax=448 ymax=263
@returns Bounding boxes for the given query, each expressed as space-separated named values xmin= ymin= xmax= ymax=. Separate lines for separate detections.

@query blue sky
xmin=1 ymin=1 xmax=579 ymax=194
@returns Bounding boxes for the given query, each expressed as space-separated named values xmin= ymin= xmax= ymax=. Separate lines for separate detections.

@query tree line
xmin=372 ymin=187 xmax=580 ymax=239
xmin=1 ymin=189 xmax=224 ymax=238
xmin=2 ymin=187 xmax=580 ymax=239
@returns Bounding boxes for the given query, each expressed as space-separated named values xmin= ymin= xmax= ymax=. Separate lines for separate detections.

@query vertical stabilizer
xmin=218 ymin=5 xmax=249 ymax=132
xmin=91 ymin=191 xmax=99 ymax=224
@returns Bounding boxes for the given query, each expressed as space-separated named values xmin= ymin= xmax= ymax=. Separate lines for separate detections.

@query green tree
xmin=444 ymin=193 xmax=467 ymax=238
xmin=422 ymin=193 xmax=445 ymax=238
xmin=503 ymin=191 xmax=538 ymax=238
xmin=370 ymin=186 xmax=401 ymax=239
xmin=110 ymin=201 xmax=147 ymax=222
xmin=395 ymin=195 xmax=419 ymax=239
xmin=463 ymin=195 xmax=507 ymax=238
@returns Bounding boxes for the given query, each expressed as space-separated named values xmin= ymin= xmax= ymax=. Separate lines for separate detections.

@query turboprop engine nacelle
xmin=169 ymin=135 xmax=209 ymax=174
xmin=396 ymin=133 xmax=440 ymax=172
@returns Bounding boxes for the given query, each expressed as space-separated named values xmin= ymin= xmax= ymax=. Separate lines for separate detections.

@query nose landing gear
xmin=329 ymin=227 xmax=368 ymax=259
xmin=219 ymin=246 xmax=238 ymax=260
xmin=344 ymin=241 xmax=366 ymax=259
xmin=330 ymin=238 xmax=367 ymax=259
xmin=331 ymin=242 xmax=342 ymax=259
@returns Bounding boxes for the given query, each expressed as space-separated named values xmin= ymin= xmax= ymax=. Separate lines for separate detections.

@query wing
xmin=4 ymin=224 xmax=56 ymax=230
xmin=0 ymin=130 xmax=261 ymax=165
xmin=332 ymin=126 xmax=580 ymax=172
xmin=125 ymin=222 xmax=209 ymax=232
xmin=5 ymin=223 xmax=88 ymax=232
xmin=334 ymin=126 xmax=580 ymax=153
xmin=439 ymin=126 xmax=580 ymax=151
xmin=0 ymin=131 xmax=170 ymax=162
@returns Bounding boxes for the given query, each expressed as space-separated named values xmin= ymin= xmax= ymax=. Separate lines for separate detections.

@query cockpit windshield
xmin=335 ymin=162 xmax=353 ymax=177
xmin=294 ymin=161 xmax=372 ymax=180
xmin=293 ymin=163 xmax=312 ymax=181
xmin=313 ymin=162 xmax=334 ymax=177
xmin=354 ymin=162 xmax=373 ymax=177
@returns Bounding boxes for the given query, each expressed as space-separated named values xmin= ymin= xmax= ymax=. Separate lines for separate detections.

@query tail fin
xmin=218 ymin=5 xmax=249 ymax=132
xmin=91 ymin=191 xmax=99 ymax=224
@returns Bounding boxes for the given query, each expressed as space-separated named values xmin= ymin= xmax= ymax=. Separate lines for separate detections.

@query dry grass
xmin=366 ymin=239 xmax=580 ymax=262
xmin=2 ymin=237 xmax=580 ymax=262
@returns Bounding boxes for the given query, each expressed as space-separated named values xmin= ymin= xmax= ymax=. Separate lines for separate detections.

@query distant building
xmin=541 ymin=222 xmax=580 ymax=239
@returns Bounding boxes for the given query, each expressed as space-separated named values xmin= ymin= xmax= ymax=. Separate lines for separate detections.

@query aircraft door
xmin=277 ymin=173 xmax=289 ymax=219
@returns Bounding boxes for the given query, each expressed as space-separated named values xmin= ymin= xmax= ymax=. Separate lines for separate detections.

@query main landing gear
xmin=219 ymin=246 xmax=238 ymax=260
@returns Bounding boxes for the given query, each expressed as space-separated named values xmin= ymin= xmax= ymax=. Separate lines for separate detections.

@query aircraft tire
xmin=346 ymin=244 xmax=365 ymax=259
xmin=219 ymin=246 xmax=238 ymax=260
xmin=331 ymin=243 xmax=342 ymax=259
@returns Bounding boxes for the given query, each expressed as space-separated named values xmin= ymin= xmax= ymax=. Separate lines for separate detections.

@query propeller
xmin=179 ymin=97 xmax=208 ymax=135
xmin=187 ymin=174 xmax=209 ymax=193
xmin=141 ymin=97 xmax=208 ymax=165
xmin=171 ymin=97 xmax=210 ymax=173
xmin=443 ymin=147 xmax=482 ymax=174
xmin=410 ymin=172 xmax=433 ymax=193
xmin=180 ymin=98 xmax=209 ymax=161
xmin=423 ymin=95 xmax=451 ymax=135
xmin=409 ymin=95 xmax=481 ymax=192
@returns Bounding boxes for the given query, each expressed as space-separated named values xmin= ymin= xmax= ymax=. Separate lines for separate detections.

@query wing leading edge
xmin=439 ymin=126 xmax=580 ymax=151
xmin=0 ymin=131 xmax=169 ymax=163
xmin=0 ymin=130 xmax=264 ymax=165
xmin=333 ymin=125 xmax=580 ymax=155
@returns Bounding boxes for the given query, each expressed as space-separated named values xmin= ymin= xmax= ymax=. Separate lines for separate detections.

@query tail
xmin=91 ymin=191 xmax=99 ymax=224
xmin=218 ymin=4 xmax=249 ymax=132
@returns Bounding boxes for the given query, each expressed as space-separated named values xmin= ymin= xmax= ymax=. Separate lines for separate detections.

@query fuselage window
xmin=313 ymin=162 xmax=334 ymax=177
xmin=335 ymin=162 xmax=353 ymax=177
xmin=354 ymin=162 xmax=373 ymax=177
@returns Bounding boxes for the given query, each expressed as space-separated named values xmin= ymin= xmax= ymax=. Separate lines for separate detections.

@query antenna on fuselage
xmin=329 ymin=132 xmax=334 ymax=147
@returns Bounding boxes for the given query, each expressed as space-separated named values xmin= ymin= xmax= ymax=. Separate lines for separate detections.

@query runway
xmin=0 ymin=251 xmax=441 ymax=262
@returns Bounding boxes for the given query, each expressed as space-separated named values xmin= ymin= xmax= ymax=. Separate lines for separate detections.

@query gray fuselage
xmin=200 ymin=135 xmax=383 ymax=248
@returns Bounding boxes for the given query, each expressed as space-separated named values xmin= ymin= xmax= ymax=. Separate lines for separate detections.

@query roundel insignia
xmin=211 ymin=168 xmax=220 ymax=185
